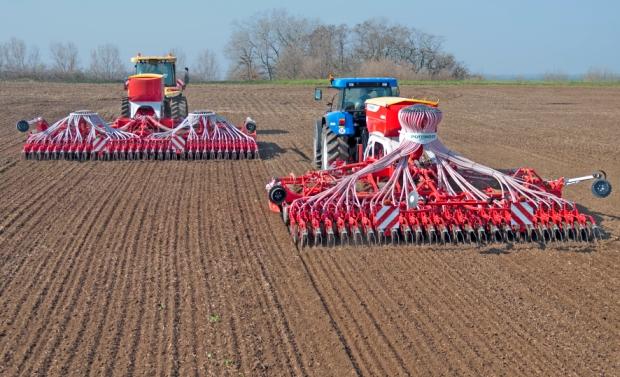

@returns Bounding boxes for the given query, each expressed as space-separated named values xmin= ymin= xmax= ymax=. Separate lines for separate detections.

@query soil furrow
xmin=100 ymin=166 xmax=157 ymax=377
xmin=232 ymin=162 xmax=306 ymax=375
xmin=240 ymin=160 xmax=363 ymax=375
xmin=122 ymin=165 xmax=167 ymax=377
xmin=304 ymin=252 xmax=393 ymax=376
xmin=1 ymin=166 xmax=124 ymax=373
xmin=0 ymin=163 xmax=86 ymax=293
xmin=1 ymin=83 xmax=618 ymax=377
xmin=33 ymin=165 xmax=146 ymax=376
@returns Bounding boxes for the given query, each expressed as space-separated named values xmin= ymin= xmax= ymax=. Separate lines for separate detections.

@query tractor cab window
xmin=135 ymin=62 xmax=176 ymax=87
xmin=342 ymin=86 xmax=395 ymax=111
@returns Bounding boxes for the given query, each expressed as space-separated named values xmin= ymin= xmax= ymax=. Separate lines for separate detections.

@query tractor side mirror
xmin=314 ymin=88 xmax=322 ymax=101
xmin=183 ymin=67 xmax=189 ymax=87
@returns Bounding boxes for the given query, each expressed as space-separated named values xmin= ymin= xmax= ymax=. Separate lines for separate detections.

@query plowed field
xmin=1 ymin=82 xmax=619 ymax=376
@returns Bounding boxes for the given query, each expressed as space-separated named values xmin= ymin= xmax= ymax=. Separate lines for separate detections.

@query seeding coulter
xmin=267 ymin=97 xmax=611 ymax=248
xmin=17 ymin=74 xmax=258 ymax=160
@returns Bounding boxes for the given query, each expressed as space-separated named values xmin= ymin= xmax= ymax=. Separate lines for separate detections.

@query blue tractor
xmin=313 ymin=77 xmax=400 ymax=169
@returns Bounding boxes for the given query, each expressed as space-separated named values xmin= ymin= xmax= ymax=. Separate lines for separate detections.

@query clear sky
xmin=2 ymin=0 xmax=618 ymax=76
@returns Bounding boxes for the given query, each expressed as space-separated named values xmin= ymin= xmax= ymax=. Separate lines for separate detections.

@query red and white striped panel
xmin=376 ymin=205 xmax=400 ymax=231
xmin=176 ymin=79 xmax=185 ymax=89
xmin=510 ymin=201 xmax=534 ymax=227
xmin=170 ymin=135 xmax=186 ymax=151
xmin=92 ymin=137 xmax=108 ymax=152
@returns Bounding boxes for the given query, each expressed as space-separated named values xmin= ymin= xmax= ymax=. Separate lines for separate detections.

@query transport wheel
xmin=592 ymin=179 xmax=612 ymax=198
xmin=321 ymin=125 xmax=350 ymax=170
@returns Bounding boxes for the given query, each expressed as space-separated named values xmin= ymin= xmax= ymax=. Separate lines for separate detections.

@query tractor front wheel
xmin=322 ymin=125 xmax=350 ymax=170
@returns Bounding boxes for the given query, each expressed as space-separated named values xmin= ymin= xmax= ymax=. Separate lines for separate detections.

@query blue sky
xmin=2 ymin=0 xmax=618 ymax=76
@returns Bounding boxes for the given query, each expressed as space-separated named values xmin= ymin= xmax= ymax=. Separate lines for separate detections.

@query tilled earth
xmin=0 ymin=82 xmax=618 ymax=376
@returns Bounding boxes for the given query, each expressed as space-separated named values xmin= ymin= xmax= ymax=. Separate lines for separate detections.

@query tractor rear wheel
xmin=312 ymin=120 xmax=322 ymax=169
xmin=181 ymin=96 xmax=188 ymax=116
xmin=163 ymin=99 xmax=171 ymax=118
xmin=171 ymin=95 xmax=188 ymax=119
xmin=121 ymin=97 xmax=130 ymax=118
xmin=322 ymin=125 xmax=350 ymax=170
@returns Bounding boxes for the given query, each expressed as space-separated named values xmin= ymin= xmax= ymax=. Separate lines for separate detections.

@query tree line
xmin=225 ymin=10 xmax=468 ymax=80
xmin=0 ymin=11 xmax=469 ymax=82
xmin=0 ymin=38 xmax=220 ymax=82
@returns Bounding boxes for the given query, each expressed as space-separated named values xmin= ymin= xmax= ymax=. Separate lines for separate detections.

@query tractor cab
xmin=122 ymin=54 xmax=189 ymax=119
xmin=313 ymin=77 xmax=399 ymax=169
xmin=134 ymin=58 xmax=177 ymax=87
xmin=131 ymin=54 xmax=189 ymax=93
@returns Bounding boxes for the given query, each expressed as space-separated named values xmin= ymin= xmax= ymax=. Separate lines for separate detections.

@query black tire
xmin=592 ymin=179 xmax=612 ymax=198
xmin=171 ymin=97 xmax=181 ymax=119
xmin=312 ymin=120 xmax=322 ymax=169
xmin=163 ymin=98 xmax=172 ymax=118
xmin=121 ymin=97 xmax=130 ymax=118
xmin=171 ymin=95 xmax=189 ymax=119
xmin=360 ymin=126 xmax=369 ymax=161
xmin=322 ymin=125 xmax=350 ymax=170
xmin=181 ymin=96 xmax=189 ymax=117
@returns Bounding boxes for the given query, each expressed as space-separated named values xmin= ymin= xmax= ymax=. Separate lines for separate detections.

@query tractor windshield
xmin=135 ymin=62 xmax=176 ymax=87
xmin=342 ymin=86 xmax=399 ymax=111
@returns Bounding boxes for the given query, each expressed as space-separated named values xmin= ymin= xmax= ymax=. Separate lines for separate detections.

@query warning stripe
xmin=510 ymin=201 xmax=534 ymax=227
xmin=92 ymin=137 xmax=108 ymax=152
xmin=170 ymin=135 xmax=186 ymax=151
xmin=376 ymin=205 xmax=400 ymax=231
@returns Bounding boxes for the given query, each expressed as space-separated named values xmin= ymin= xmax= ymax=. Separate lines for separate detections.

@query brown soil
xmin=0 ymin=82 xmax=618 ymax=376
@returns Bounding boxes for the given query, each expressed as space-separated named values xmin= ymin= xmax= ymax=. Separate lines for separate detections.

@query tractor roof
xmin=330 ymin=77 xmax=398 ymax=89
xmin=130 ymin=54 xmax=177 ymax=63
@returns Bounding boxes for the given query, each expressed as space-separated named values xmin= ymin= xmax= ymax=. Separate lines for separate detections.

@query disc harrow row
xmin=267 ymin=100 xmax=610 ymax=249
xmin=19 ymin=110 xmax=258 ymax=161
xmin=283 ymin=202 xmax=602 ymax=248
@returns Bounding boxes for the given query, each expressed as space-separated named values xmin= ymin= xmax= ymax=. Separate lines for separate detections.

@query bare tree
xmin=225 ymin=13 xmax=470 ymax=80
xmin=0 ymin=38 xmax=46 ymax=78
xmin=225 ymin=29 xmax=258 ymax=80
xmin=3 ymin=37 xmax=27 ymax=73
xmin=89 ymin=44 xmax=125 ymax=81
xmin=169 ymin=47 xmax=187 ymax=79
xmin=194 ymin=49 xmax=220 ymax=81
xmin=276 ymin=46 xmax=306 ymax=79
xmin=254 ymin=9 xmax=314 ymax=79
xmin=583 ymin=67 xmax=619 ymax=82
xmin=27 ymin=46 xmax=45 ymax=77
xmin=50 ymin=41 xmax=79 ymax=75
xmin=306 ymin=25 xmax=338 ymax=77
xmin=226 ymin=10 xmax=315 ymax=80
